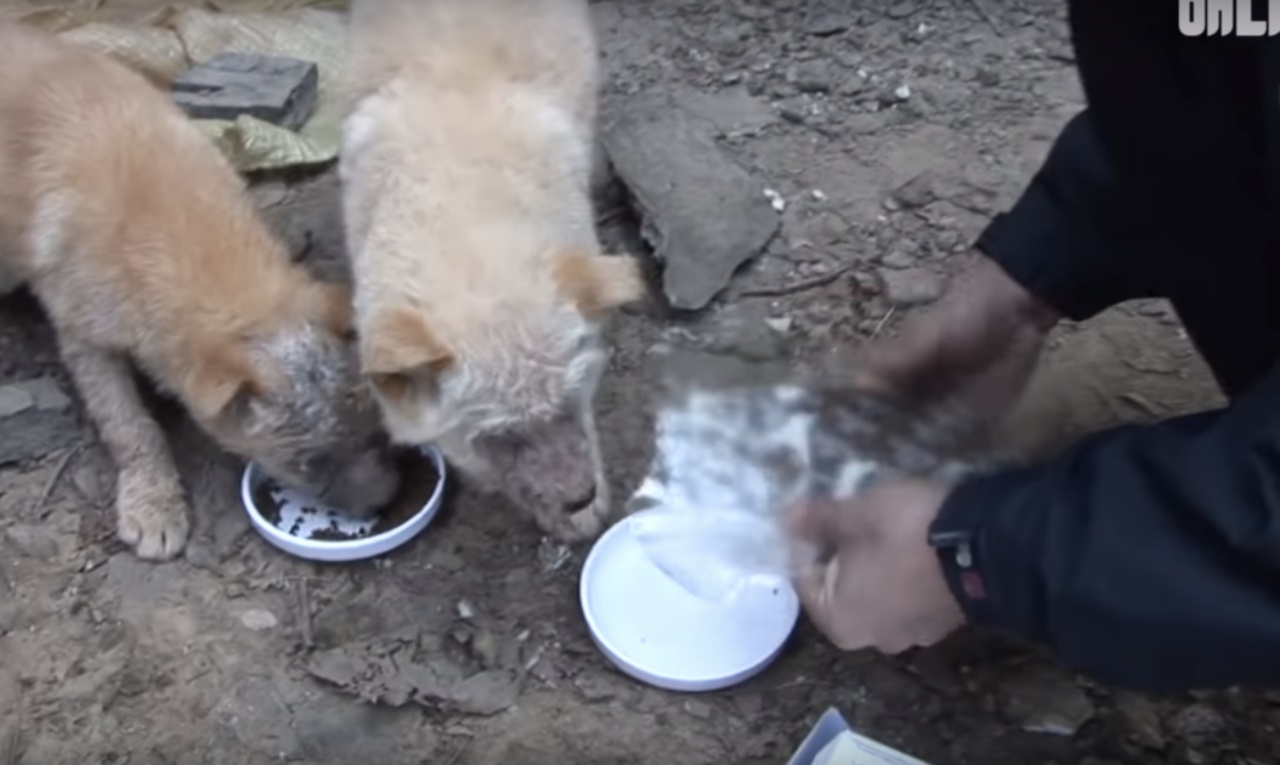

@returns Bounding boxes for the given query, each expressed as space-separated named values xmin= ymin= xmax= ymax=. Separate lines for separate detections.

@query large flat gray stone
xmin=603 ymin=94 xmax=780 ymax=311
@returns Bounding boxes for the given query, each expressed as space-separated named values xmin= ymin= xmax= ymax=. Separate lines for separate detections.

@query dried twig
xmin=740 ymin=264 xmax=852 ymax=298
xmin=871 ymin=306 xmax=897 ymax=338
xmin=31 ymin=443 xmax=84 ymax=518
xmin=295 ymin=577 xmax=315 ymax=649
xmin=966 ymin=0 xmax=1004 ymax=36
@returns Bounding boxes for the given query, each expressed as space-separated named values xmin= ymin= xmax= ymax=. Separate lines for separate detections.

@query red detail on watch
xmin=961 ymin=570 xmax=987 ymax=601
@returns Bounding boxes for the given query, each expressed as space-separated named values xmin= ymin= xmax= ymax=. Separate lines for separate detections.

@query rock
xmin=683 ymin=699 xmax=714 ymax=719
xmin=764 ymin=315 xmax=793 ymax=334
xmin=880 ymin=268 xmax=942 ymax=307
xmin=603 ymin=95 xmax=780 ymax=310
xmin=732 ymin=2 xmax=770 ymax=21
xmin=5 ymin=524 xmax=61 ymax=560
xmin=703 ymin=302 xmax=788 ymax=361
xmin=894 ymin=171 xmax=939 ymax=208
xmin=844 ymin=112 xmax=890 ymax=135
xmin=1114 ymin=692 xmax=1166 ymax=750
xmin=0 ymin=386 xmax=33 ymax=419
xmin=803 ymin=2 xmax=855 ymax=35
xmin=1168 ymin=704 xmax=1226 ymax=747
xmin=239 ymin=609 xmax=279 ymax=631
xmin=574 ymin=673 xmax=618 ymax=703
xmin=171 ymin=52 xmax=319 ymax=131
xmin=449 ymin=670 xmax=519 ymax=716
xmin=71 ymin=462 xmax=108 ymax=506
xmin=999 ymin=667 xmax=1095 ymax=736
xmin=791 ymin=61 xmax=837 ymax=93
xmin=680 ymin=87 xmax=778 ymax=136
xmin=881 ymin=250 xmax=916 ymax=269
xmin=887 ymin=0 xmax=919 ymax=18
xmin=0 ymin=378 xmax=80 ymax=465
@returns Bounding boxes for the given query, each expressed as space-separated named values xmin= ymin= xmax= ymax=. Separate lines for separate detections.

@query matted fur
xmin=0 ymin=23 xmax=398 ymax=561
xmin=341 ymin=0 xmax=645 ymax=542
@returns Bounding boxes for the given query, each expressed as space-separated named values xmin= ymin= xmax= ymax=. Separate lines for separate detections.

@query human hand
xmin=854 ymin=252 xmax=1061 ymax=427
xmin=787 ymin=477 xmax=965 ymax=654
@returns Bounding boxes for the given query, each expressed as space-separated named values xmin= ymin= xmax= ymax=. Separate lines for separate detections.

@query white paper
xmin=811 ymin=731 xmax=931 ymax=765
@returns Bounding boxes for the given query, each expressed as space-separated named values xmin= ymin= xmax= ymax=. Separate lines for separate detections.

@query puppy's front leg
xmin=59 ymin=340 xmax=191 ymax=560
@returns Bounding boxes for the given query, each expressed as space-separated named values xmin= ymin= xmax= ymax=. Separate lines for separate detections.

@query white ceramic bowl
xmin=579 ymin=507 xmax=801 ymax=693
xmin=240 ymin=445 xmax=447 ymax=563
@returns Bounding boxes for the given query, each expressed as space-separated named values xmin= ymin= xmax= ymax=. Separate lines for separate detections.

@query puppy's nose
xmin=565 ymin=484 xmax=597 ymax=513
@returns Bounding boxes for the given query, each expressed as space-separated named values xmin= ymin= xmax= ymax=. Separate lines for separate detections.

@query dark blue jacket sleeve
xmin=974 ymin=109 xmax=1155 ymax=322
xmin=932 ymin=359 xmax=1280 ymax=692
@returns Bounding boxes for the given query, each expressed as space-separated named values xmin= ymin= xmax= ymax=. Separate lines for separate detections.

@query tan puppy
xmin=341 ymin=0 xmax=644 ymax=542
xmin=0 ymin=24 xmax=400 ymax=560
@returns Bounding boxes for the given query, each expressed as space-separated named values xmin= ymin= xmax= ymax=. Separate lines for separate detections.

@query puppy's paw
xmin=115 ymin=470 xmax=191 ymax=561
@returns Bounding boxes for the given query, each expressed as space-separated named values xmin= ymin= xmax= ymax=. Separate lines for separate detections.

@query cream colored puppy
xmin=341 ymin=0 xmax=644 ymax=542
xmin=0 ymin=23 xmax=400 ymax=560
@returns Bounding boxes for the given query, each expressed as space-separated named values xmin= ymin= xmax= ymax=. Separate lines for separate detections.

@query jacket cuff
xmin=929 ymin=468 xmax=1049 ymax=641
xmin=972 ymin=111 xmax=1143 ymax=322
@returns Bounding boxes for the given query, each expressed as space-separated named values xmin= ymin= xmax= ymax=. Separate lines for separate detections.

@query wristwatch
xmin=929 ymin=527 xmax=987 ymax=602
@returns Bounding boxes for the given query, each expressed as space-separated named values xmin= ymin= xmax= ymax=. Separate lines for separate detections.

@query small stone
xmin=171 ymin=52 xmax=319 ymax=131
xmin=976 ymin=67 xmax=1002 ymax=87
xmin=732 ymin=2 xmax=770 ymax=21
xmin=1168 ymin=703 xmax=1226 ymax=747
xmin=457 ymin=600 xmax=476 ymax=620
xmin=470 ymin=629 xmax=502 ymax=669
xmin=1114 ymin=691 xmax=1166 ymax=750
xmin=792 ymin=61 xmax=836 ymax=93
xmin=844 ymin=112 xmax=889 ymax=135
xmin=893 ymin=84 xmax=913 ymax=101
xmin=881 ymin=251 xmax=916 ymax=269
xmin=999 ymin=667 xmax=1095 ymax=736
xmin=894 ymin=171 xmax=939 ymax=208
xmin=683 ymin=699 xmax=714 ymax=719
xmin=803 ymin=3 xmax=854 ymax=36
xmin=887 ymin=1 xmax=919 ymax=19
xmin=239 ymin=609 xmax=279 ymax=631
xmin=428 ymin=549 xmax=466 ymax=573
xmin=5 ymin=524 xmax=60 ymax=560
xmin=70 ymin=463 xmax=107 ymax=506
xmin=574 ymin=673 xmax=618 ymax=703
xmin=765 ymin=316 xmax=793 ymax=334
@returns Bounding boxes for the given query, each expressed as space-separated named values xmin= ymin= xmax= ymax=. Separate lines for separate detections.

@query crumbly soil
xmin=0 ymin=2 xmax=1273 ymax=764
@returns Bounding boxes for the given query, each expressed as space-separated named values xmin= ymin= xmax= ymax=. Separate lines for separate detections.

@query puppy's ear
xmin=553 ymin=248 xmax=645 ymax=318
xmin=360 ymin=306 xmax=453 ymax=400
xmin=185 ymin=339 xmax=265 ymax=422
xmin=302 ymin=282 xmax=356 ymax=340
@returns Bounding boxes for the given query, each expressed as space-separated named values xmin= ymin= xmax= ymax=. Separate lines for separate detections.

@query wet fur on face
xmin=0 ymin=23 xmax=398 ymax=560
xmin=342 ymin=0 xmax=644 ymax=541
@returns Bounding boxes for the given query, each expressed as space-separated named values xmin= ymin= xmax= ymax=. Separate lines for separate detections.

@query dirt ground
xmin=2 ymin=1 xmax=1277 ymax=763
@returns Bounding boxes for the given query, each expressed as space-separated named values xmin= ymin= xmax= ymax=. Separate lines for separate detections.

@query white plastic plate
xmin=579 ymin=507 xmax=800 ymax=693
xmin=240 ymin=445 xmax=447 ymax=563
